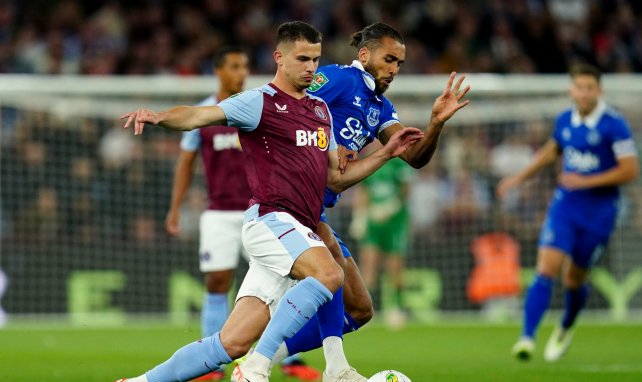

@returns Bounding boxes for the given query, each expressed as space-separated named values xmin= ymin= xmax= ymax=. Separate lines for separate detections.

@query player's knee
xmin=315 ymin=263 xmax=344 ymax=293
xmin=347 ymin=302 xmax=373 ymax=326
xmin=222 ymin=338 xmax=253 ymax=360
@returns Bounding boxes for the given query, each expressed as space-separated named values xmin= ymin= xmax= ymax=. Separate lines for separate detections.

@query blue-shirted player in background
xmin=497 ymin=63 xmax=639 ymax=362
xmin=271 ymin=23 xmax=471 ymax=366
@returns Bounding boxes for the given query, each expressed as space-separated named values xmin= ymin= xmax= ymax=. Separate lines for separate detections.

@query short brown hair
xmin=276 ymin=21 xmax=322 ymax=46
xmin=570 ymin=63 xmax=601 ymax=84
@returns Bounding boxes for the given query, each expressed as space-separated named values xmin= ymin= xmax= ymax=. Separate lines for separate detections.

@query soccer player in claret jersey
xmin=165 ymin=46 xmax=319 ymax=381
xmin=497 ymin=63 xmax=639 ymax=362
xmin=271 ymin=22 xmax=471 ymax=365
xmin=118 ymin=21 xmax=423 ymax=382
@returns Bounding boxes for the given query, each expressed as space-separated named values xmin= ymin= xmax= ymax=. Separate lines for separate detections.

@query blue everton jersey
xmin=308 ymin=60 xmax=401 ymax=208
xmin=307 ymin=60 xmax=400 ymax=152
xmin=553 ymin=101 xmax=636 ymax=204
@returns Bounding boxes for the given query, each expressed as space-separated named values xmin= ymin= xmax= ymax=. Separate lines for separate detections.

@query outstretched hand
xmin=120 ymin=109 xmax=162 ymax=135
xmin=384 ymin=127 xmax=424 ymax=158
xmin=432 ymin=72 xmax=471 ymax=124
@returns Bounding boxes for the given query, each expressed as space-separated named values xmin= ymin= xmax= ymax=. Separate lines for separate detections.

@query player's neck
xmin=217 ymin=89 xmax=234 ymax=101
xmin=272 ymin=75 xmax=306 ymax=99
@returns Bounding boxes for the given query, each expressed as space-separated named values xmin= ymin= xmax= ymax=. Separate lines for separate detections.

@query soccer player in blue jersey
xmin=497 ymin=63 xmax=639 ymax=362
xmin=272 ymin=22 xmax=471 ymax=366
xmin=118 ymin=21 xmax=422 ymax=382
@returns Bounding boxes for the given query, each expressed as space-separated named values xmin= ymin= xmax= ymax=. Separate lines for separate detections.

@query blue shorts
xmin=320 ymin=209 xmax=353 ymax=259
xmin=538 ymin=207 xmax=614 ymax=269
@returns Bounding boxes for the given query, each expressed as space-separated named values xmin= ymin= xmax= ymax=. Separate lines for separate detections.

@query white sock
xmin=322 ymin=336 xmax=350 ymax=376
xmin=270 ymin=343 xmax=290 ymax=368
xmin=243 ymin=351 xmax=271 ymax=373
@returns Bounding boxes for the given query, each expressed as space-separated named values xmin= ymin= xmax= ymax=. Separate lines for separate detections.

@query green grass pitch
xmin=1 ymin=322 xmax=641 ymax=381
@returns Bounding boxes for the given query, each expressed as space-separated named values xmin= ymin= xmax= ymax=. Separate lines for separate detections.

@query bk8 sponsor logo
xmin=296 ymin=128 xmax=329 ymax=150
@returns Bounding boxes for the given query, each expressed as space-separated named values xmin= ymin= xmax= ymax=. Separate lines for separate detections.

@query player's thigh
xmin=571 ymin=229 xmax=611 ymax=270
xmin=241 ymin=206 xmax=327 ymax=278
xmin=220 ymin=295 xmax=271 ymax=358
xmin=291 ymin=245 xmax=344 ymax=291
xmin=563 ymin=229 xmax=611 ymax=287
xmin=316 ymin=221 xmax=347 ymax=269
xmin=235 ymin=262 xmax=297 ymax=318
xmin=382 ymin=217 xmax=409 ymax=256
xmin=537 ymin=212 xmax=575 ymax=277
xmin=199 ymin=210 xmax=245 ymax=272
xmin=359 ymin=245 xmax=381 ymax=287
xmin=536 ymin=247 xmax=566 ymax=277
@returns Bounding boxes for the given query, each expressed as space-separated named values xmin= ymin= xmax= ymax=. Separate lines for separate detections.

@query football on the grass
xmin=368 ymin=370 xmax=412 ymax=382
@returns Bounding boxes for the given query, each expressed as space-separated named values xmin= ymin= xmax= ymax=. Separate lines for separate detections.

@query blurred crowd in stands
xmin=1 ymin=0 xmax=641 ymax=75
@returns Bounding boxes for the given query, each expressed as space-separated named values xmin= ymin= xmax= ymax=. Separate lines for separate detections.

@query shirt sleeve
xmin=179 ymin=129 xmax=202 ymax=152
xmin=378 ymin=98 xmax=401 ymax=136
xmin=307 ymin=65 xmax=353 ymax=106
xmin=217 ymin=89 xmax=264 ymax=131
xmin=609 ymin=116 xmax=638 ymax=158
xmin=551 ymin=113 xmax=565 ymax=145
xmin=327 ymin=103 xmax=338 ymax=151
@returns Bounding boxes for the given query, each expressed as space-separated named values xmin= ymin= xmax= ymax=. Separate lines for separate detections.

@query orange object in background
xmin=467 ymin=232 xmax=521 ymax=304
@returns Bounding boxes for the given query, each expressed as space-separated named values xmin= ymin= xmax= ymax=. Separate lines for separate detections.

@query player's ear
xmin=274 ymin=50 xmax=282 ymax=66
xmin=358 ymin=47 xmax=370 ymax=65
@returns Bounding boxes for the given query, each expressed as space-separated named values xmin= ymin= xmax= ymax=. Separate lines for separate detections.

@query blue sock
xmin=254 ymin=277 xmax=332 ymax=359
xmin=285 ymin=311 xmax=363 ymax=355
xmin=318 ymin=287 xmax=345 ymax=339
xmin=146 ymin=332 xmax=232 ymax=382
xmin=202 ymin=293 xmax=228 ymax=337
xmin=561 ymin=284 xmax=588 ymax=330
xmin=522 ymin=274 xmax=554 ymax=339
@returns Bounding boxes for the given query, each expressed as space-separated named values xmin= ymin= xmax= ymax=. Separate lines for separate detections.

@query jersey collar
xmin=571 ymin=99 xmax=606 ymax=129
xmin=350 ymin=60 xmax=376 ymax=92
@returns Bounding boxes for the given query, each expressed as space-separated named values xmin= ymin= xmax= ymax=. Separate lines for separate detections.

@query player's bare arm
xmin=327 ymin=127 xmax=423 ymax=193
xmin=165 ymin=150 xmax=198 ymax=236
xmin=120 ymin=105 xmax=227 ymax=135
xmin=558 ymin=156 xmax=639 ymax=190
xmin=379 ymin=72 xmax=471 ymax=169
xmin=497 ymin=139 xmax=559 ymax=199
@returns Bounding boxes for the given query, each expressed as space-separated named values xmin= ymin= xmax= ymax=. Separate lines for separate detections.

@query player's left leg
xmin=544 ymin=230 xmax=609 ymax=362
xmin=197 ymin=210 xmax=245 ymax=380
xmin=381 ymin=214 xmax=409 ymax=329
xmin=383 ymin=255 xmax=406 ymax=329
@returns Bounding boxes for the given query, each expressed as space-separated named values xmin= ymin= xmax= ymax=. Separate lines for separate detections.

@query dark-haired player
xmin=166 ymin=46 xmax=319 ymax=381
xmin=117 ymin=21 xmax=423 ymax=382
xmin=273 ymin=22 xmax=471 ymax=366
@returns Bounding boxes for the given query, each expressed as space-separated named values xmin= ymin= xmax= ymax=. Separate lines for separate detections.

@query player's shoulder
xmin=601 ymin=104 xmax=627 ymax=126
xmin=309 ymin=64 xmax=357 ymax=92
xmin=556 ymin=107 xmax=573 ymax=124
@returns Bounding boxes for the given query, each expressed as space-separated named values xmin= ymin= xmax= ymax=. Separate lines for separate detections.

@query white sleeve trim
xmin=613 ymin=138 xmax=638 ymax=158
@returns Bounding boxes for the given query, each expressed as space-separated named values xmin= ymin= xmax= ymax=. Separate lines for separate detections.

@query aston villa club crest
xmin=367 ymin=107 xmax=380 ymax=127
xmin=314 ymin=106 xmax=327 ymax=120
